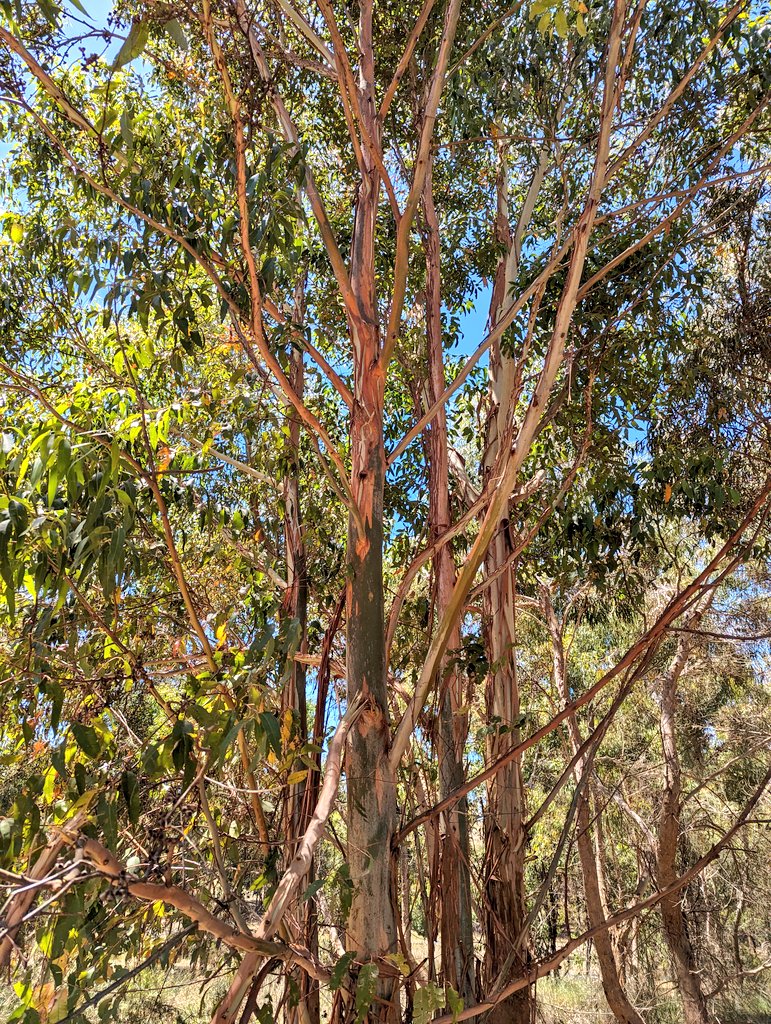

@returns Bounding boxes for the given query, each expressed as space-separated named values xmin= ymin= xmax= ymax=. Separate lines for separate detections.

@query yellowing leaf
xmin=281 ymin=707 xmax=294 ymax=746
xmin=287 ymin=769 xmax=308 ymax=785
xmin=664 ymin=483 xmax=673 ymax=503
xmin=42 ymin=765 xmax=57 ymax=803
xmin=385 ymin=952 xmax=411 ymax=977
xmin=23 ymin=572 xmax=37 ymax=599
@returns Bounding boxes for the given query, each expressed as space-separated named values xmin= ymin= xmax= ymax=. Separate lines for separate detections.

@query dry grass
xmin=2 ymin=946 xmax=769 ymax=1023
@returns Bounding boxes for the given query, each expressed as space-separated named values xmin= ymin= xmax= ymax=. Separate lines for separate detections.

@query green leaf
xmin=47 ymin=464 xmax=59 ymax=506
xmin=71 ymin=723 xmax=101 ymax=759
xmin=446 ymin=987 xmax=463 ymax=1022
xmin=120 ymin=770 xmax=141 ymax=825
xmin=51 ymin=745 xmax=66 ymax=779
xmin=354 ymin=963 xmax=379 ymax=1023
xmin=163 ymin=18 xmax=188 ymax=50
xmin=384 ymin=952 xmax=410 ymax=977
xmin=42 ymin=767 xmax=56 ymax=804
xmin=329 ymin=951 xmax=355 ymax=991
xmin=414 ymin=982 xmax=446 ymax=1024
xmin=33 ymin=0 xmax=59 ymax=25
xmin=113 ymin=22 xmax=150 ymax=70
xmin=301 ymin=878 xmax=324 ymax=902
xmin=120 ymin=110 xmax=133 ymax=145
xmin=334 ymin=863 xmax=353 ymax=918
xmin=259 ymin=712 xmax=282 ymax=758
xmin=97 ymin=790 xmax=118 ymax=848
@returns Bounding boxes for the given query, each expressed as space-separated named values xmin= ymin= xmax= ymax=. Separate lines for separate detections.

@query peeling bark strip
xmin=482 ymin=541 xmax=531 ymax=1024
xmin=477 ymin=121 xmax=557 ymax=1020
xmin=345 ymin=346 xmax=398 ymax=1016
xmin=280 ymin=287 xmax=319 ymax=1024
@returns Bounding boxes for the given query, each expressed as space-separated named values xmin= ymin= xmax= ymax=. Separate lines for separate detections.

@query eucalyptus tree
xmin=1 ymin=0 xmax=770 ymax=1023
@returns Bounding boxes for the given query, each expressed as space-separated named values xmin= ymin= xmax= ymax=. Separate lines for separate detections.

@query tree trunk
xmin=482 ymin=557 xmax=532 ymax=1024
xmin=657 ymin=637 xmax=711 ymax=1024
xmin=422 ymin=159 xmax=476 ymax=1007
xmin=282 ymin=327 xmax=319 ymax=1024
xmin=346 ymin=344 xmax=397 ymax=1018
xmin=344 ymin=28 xmax=397 ymax=1016
xmin=541 ymin=588 xmax=644 ymax=1024
xmin=479 ymin=154 xmax=542 ymax=1024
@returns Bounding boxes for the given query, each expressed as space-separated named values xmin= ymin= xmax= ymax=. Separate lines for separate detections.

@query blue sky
xmin=78 ymin=0 xmax=112 ymax=24
xmin=454 ymin=290 xmax=492 ymax=362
